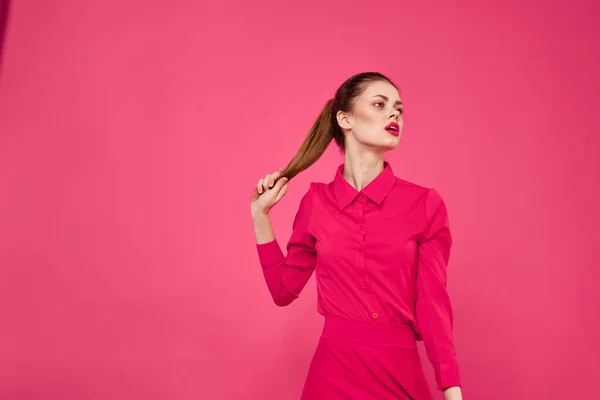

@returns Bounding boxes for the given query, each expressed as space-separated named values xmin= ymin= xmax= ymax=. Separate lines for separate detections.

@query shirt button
xmin=357 ymin=246 xmax=363 ymax=253
xmin=372 ymin=312 xmax=378 ymax=319
xmin=358 ymin=225 xmax=364 ymax=231
xmin=361 ymin=280 xmax=368 ymax=287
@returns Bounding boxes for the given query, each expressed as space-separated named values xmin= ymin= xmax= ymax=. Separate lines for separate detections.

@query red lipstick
xmin=385 ymin=122 xmax=400 ymax=136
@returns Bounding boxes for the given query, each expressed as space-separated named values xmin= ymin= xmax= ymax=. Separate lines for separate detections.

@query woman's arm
xmin=444 ymin=386 xmax=463 ymax=400
xmin=415 ymin=188 xmax=462 ymax=392
xmin=252 ymin=211 xmax=276 ymax=244
xmin=251 ymin=173 xmax=317 ymax=306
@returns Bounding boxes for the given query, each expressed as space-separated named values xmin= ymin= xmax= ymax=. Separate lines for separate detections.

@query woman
xmin=250 ymin=72 xmax=463 ymax=400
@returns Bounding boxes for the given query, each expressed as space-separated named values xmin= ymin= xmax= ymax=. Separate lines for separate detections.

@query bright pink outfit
xmin=256 ymin=162 xmax=461 ymax=399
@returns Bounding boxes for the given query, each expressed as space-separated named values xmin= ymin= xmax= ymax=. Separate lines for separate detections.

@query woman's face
xmin=338 ymin=80 xmax=404 ymax=151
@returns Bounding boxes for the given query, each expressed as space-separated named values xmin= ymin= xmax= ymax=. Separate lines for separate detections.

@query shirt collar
xmin=332 ymin=161 xmax=396 ymax=210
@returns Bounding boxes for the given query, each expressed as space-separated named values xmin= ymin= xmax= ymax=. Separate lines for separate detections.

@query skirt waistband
xmin=321 ymin=317 xmax=418 ymax=350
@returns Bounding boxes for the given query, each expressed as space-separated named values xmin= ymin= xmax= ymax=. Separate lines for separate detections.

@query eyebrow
xmin=372 ymin=94 xmax=403 ymax=107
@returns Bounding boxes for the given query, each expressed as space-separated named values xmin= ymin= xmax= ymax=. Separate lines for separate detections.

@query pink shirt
xmin=256 ymin=162 xmax=461 ymax=390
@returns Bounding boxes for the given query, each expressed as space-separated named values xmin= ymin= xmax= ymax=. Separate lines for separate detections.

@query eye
xmin=374 ymin=102 xmax=384 ymax=108
xmin=396 ymin=108 xmax=404 ymax=114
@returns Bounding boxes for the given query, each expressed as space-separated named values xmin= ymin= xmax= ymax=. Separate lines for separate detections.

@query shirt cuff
xmin=256 ymin=239 xmax=285 ymax=269
xmin=434 ymin=362 xmax=461 ymax=391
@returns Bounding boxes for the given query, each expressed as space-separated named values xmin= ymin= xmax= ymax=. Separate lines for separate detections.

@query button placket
xmin=357 ymin=194 xmax=370 ymax=293
xmin=357 ymin=195 xmax=378 ymax=322
xmin=356 ymin=194 xmax=367 ymax=264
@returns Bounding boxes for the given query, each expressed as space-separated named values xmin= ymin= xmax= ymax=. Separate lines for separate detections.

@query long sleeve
xmin=256 ymin=184 xmax=317 ymax=307
xmin=415 ymin=188 xmax=461 ymax=391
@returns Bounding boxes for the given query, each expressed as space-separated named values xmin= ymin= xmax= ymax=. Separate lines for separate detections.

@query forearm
xmin=252 ymin=185 xmax=316 ymax=306
xmin=252 ymin=211 xmax=275 ymax=244
xmin=252 ymin=211 xmax=295 ymax=306
xmin=444 ymin=386 xmax=462 ymax=400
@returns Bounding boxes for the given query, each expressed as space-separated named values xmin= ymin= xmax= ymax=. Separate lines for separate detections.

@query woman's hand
xmin=250 ymin=168 xmax=289 ymax=218
xmin=443 ymin=386 xmax=463 ymax=400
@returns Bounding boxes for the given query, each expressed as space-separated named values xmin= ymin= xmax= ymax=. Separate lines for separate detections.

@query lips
xmin=385 ymin=122 xmax=400 ymax=136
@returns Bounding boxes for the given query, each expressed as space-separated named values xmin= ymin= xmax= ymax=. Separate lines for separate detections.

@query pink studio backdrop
xmin=1 ymin=0 xmax=599 ymax=399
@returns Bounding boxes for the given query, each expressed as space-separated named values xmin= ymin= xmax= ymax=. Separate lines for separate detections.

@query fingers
xmin=262 ymin=173 xmax=271 ymax=193
xmin=256 ymin=168 xmax=286 ymax=196
xmin=257 ymin=178 xmax=264 ymax=194
xmin=272 ymin=176 xmax=288 ymax=192
xmin=268 ymin=170 xmax=284 ymax=188
xmin=258 ymin=169 xmax=284 ymax=194
xmin=275 ymin=179 xmax=289 ymax=202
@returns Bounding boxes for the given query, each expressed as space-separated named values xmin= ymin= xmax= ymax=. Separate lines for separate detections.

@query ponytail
xmin=251 ymin=72 xmax=397 ymax=201
xmin=281 ymin=99 xmax=335 ymax=180
xmin=252 ymin=99 xmax=335 ymax=200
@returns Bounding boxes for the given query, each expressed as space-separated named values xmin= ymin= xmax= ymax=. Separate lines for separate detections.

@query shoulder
xmin=396 ymin=179 xmax=451 ymax=241
xmin=392 ymin=176 xmax=442 ymax=201
xmin=394 ymin=176 xmax=429 ymax=193
xmin=308 ymin=181 xmax=327 ymax=192
xmin=390 ymin=176 xmax=448 ymax=217
xmin=301 ymin=180 xmax=329 ymax=200
xmin=297 ymin=181 xmax=326 ymax=209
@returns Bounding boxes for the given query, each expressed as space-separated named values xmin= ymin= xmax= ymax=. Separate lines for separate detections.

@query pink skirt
xmin=301 ymin=318 xmax=433 ymax=400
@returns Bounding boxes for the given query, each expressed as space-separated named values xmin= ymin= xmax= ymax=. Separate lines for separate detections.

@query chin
xmin=363 ymin=137 xmax=400 ymax=152
xmin=367 ymin=141 xmax=399 ymax=153
xmin=381 ymin=137 xmax=400 ymax=150
xmin=357 ymin=134 xmax=400 ymax=151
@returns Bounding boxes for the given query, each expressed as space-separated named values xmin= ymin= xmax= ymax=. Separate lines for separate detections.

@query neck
xmin=342 ymin=150 xmax=385 ymax=191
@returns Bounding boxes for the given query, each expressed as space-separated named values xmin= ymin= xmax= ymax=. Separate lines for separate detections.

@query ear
xmin=336 ymin=110 xmax=352 ymax=130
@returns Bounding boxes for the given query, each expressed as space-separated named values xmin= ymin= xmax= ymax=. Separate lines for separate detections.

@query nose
xmin=390 ymin=108 xmax=400 ymax=120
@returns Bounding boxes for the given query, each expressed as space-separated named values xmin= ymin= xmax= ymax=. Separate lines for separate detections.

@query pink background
xmin=1 ymin=0 xmax=599 ymax=399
